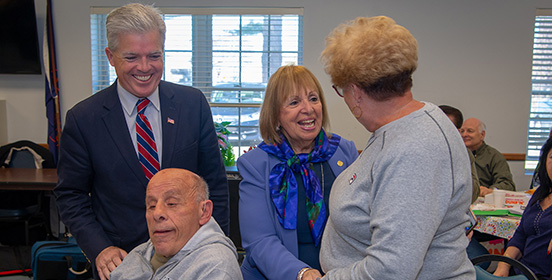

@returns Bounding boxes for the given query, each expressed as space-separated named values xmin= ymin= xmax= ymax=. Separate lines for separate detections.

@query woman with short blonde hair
xmin=319 ymin=16 xmax=475 ymax=279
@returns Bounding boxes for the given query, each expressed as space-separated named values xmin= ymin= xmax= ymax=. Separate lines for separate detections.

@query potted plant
xmin=214 ymin=121 xmax=235 ymax=166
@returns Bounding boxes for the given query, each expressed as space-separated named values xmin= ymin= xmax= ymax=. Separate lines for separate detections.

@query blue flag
xmin=44 ymin=0 xmax=61 ymax=164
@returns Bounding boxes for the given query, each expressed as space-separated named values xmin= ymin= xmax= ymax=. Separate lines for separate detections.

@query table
xmin=0 ymin=168 xmax=59 ymax=243
xmin=0 ymin=168 xmax=63 ymax=240
xmin=474 ymin=214 xmax=521 ymax=240
xmin=0 ymin=168 xmax=57 ymax=190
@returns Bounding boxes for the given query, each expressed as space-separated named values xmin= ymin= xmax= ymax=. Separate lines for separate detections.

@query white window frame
xmin=90 ymin=7 xmax=304 ymax=156
xmin=525 ymin=9 xmax=552 ymax=174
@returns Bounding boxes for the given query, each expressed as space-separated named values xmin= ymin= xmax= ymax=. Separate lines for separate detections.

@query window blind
xmin=525 ymin=10 xmax=552 ymax=173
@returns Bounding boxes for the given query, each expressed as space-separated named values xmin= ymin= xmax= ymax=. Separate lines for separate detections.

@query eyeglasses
xmin=332 ymin=85 xmax=344 ymax=97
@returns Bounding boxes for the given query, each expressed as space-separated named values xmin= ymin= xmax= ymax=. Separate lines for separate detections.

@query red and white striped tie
xmin=136 ymin=98 xmax=160 ymax=180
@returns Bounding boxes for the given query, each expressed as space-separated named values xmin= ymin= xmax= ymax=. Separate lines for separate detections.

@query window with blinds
xmin=90 ymin=7 xmax=304 ymax=157
xmin=526 ymin=10 xmax=552 ymax=174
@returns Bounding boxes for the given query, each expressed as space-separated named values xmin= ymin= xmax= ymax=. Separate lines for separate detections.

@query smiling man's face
xmin=460 ymin=118 xmax=485 ymax=151
xmin=105 ymin=30 xmax=163 ymax=98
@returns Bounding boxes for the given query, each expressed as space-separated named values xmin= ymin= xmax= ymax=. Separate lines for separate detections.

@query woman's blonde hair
xmin=321 ymin=16 xmax=418 ymax=101
xmin=259 ymin=65 xmax=329 ymax=144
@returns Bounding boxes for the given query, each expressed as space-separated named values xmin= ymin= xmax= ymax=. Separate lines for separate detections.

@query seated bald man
xmin=110 ymin=168 xmax=242 ymax=280
xmin=460 ymin=118 xmax=516 ymax=197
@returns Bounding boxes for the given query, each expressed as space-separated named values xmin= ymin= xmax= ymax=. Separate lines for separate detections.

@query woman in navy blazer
xmin=237 ymin=65 xmax=358 ymax=280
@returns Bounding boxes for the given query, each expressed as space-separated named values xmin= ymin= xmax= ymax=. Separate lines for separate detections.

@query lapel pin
xmin=349 ymin=173 xmax=356 ymax=185
xmin=337 ymin=160 xmax=343 ymax=167
xmin=167 ymin=117 xmax=175 ymax=124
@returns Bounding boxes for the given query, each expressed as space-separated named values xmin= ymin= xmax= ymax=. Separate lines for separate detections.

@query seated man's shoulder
xmin=172 ymin=219 xmax=242 ymax=279
xmin=175 ymin=239 xmax=242 ymax=279
xmin=483 ymin=143 xmax=507 ymax=161
xmin=195 ymin=241 xmax=241 ymax=267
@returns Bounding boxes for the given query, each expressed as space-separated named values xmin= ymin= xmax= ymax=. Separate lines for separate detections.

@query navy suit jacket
xmin=54 ymin=81 xmax=229 ymax=264
xmin=237 ymin=136 xmax=358 ymax=279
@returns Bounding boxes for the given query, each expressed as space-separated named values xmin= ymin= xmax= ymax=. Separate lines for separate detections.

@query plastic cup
xmin=493 ymin=190 xmax=506 ymax=208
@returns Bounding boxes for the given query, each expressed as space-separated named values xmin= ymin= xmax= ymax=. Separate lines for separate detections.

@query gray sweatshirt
xmin=110 ymin=217 xmax=243 ymax=280
xmin=320 ymin=102 xmax=476 ymax=279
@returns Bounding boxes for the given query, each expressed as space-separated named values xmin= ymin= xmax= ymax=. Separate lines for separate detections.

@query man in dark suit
xmin=54 ymin=4 xmax=229 ymax=280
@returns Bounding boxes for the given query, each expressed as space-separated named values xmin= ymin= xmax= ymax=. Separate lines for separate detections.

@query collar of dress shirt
xmin=117 ymin=81 xmax=160 ymax=117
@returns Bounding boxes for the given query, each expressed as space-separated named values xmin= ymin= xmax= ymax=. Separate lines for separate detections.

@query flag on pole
xmin=44 ymin=0 xmax=61 ymax=165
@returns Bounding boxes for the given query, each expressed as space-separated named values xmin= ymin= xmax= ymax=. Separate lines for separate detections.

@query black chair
xmin=0 ymin=140 xmax=55 ymax=245
xmin=225 ymin=166 xmax=245 ymax=264
xmin=471 ymin=254 xmax=538 ymax=280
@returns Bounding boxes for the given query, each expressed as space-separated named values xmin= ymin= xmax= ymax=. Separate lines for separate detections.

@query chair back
xmin=471 ymin=254 xmax=538 ymax=280
xmin=0 ymin=140 xmax=55 ymax=169
xmin=474 ymin=266 xmax=528 ymax=280
xmin=7 ymin=149 xmax=38 ymax=168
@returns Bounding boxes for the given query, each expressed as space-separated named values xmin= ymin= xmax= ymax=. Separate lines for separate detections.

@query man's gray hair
xmin=106 ymin=3 xmax=166 ymax=51
xmin=193 ymin=175 xmax=210 ymax=202
xmin=478 ymin=120 xmax=486 ymax=133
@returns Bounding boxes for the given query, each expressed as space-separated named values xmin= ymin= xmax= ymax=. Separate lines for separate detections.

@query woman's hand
xmin=301 ymin=268 xmax=323 ymax=280
xmin=493 ymin=246 xmax=522 ymax=277
xmin=493 ymin=262 xmax=511 ymax=277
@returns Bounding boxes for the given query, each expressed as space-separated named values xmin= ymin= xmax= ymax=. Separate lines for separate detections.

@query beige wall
xmin=1 ymin=0 xmax=550 ymax=189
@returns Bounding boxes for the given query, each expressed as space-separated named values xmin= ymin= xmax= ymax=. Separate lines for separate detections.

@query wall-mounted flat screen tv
xmin=0 ymin=0 xmax=42 ymax=74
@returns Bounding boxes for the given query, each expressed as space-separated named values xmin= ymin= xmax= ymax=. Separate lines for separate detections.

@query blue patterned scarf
xmin=257 ymin=129 xmax=340 ymax=246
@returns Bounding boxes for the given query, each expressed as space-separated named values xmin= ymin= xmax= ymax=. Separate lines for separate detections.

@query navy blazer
xmin=54 ymin=81 xmax=229 ymax=264
xmin=237 ymin=136 xmax=358 ymax=280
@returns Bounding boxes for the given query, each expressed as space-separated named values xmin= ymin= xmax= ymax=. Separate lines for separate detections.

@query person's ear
xmin=481 ymin=130 xmax=486 ymax=139
xmin=199 ymin=200 xmax=213 ymax=226
xmin=351 ymin=84 xmax=362 ymax=103
xmin=105 ymin=47 xmax=115 ymax=66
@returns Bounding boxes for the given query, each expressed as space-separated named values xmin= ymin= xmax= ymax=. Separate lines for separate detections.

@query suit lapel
xmin=159 ymin=81 xmax=180 ymax=168
xmin=328 ymin=143 xmax=348 ymax=176
xmin=101 ymin=84 xmax=148 ymax=186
